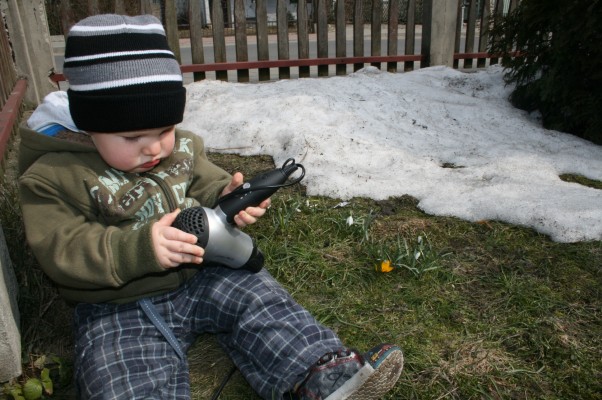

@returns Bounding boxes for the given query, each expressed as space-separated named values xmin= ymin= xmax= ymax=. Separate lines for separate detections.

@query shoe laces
xmin=315 ymin=348 xmax=361 ymax=366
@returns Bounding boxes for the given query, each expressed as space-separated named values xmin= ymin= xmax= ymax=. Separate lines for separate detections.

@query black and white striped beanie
xmin=63 ymin=14 xmax=185 ymax=133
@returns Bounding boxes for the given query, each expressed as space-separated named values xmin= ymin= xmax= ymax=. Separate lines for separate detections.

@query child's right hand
xmin=152 ymin=209 xmax=204 ymax=268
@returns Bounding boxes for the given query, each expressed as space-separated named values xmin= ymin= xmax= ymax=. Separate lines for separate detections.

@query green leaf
xmin=41 ymin=368 xmax=53 ymax=395
xmin=22 ymin=379 xmax=43 ymax=400
xmin=4 ymin=384 xmax=25 ymax=400
xmin=32 ymin=355 xmax=46 ymax=370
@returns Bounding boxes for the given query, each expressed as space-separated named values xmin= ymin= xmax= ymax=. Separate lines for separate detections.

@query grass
xmin=1 ymin=147 xmax=601 ymax=399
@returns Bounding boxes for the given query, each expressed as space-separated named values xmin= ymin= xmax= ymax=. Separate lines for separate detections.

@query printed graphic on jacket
xmin=88 ymin=137 xmax=195 ymax=230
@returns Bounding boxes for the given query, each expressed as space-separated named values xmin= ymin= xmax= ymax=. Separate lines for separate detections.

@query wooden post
xmin=0 ymin=223 xmax=21 ymax=382
xmin=453 ymin=0 xmax=461 ymax=68
xmin=421 ymin=0 xmax=459 ymax=68
xmin=3 ymin=0 xmax=57 ymax=105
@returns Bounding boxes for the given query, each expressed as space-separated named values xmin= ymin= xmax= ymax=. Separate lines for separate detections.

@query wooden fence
xmin=49 ymin=0 xmax=519 ymax=84
xmin=0 ymin=20 xmax=27 ymax=171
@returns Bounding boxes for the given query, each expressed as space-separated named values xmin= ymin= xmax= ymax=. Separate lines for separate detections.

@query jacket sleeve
xmin=19 ymin=172 xmax=165 ymax=290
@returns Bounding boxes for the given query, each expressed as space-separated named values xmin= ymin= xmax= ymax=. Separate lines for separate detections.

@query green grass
xmin=1 ymin=150 xmax=601 ymax=399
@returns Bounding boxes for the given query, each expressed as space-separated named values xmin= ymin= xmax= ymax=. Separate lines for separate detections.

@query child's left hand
xmin=220 ymin=172 xmax=271 ymax=228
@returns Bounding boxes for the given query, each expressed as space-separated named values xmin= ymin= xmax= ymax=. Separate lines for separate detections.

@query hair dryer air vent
xmin=173 ymin=207 xmax=210 ymax=248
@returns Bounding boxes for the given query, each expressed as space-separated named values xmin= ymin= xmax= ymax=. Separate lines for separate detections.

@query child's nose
xmin=143 ymin=139 xmax=162 ymax=155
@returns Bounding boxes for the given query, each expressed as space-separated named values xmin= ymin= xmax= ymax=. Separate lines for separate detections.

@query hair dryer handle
xmin=218 ymin=159 xmax=303 ymax=223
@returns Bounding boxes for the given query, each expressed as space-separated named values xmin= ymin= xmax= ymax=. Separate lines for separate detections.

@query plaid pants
xmin=73 ymin=267 xmax=342 ymax=399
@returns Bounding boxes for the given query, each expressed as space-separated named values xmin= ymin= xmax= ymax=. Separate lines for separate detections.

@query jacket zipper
xmin=144 ymin=172 xmax=178 ymax=212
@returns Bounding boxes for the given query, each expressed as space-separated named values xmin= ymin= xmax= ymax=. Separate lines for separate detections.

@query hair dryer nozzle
xmin=172 ymin=207 xmax=209 ymax=248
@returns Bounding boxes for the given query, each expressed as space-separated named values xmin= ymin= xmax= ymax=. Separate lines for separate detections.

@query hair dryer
xmin=173 ymin=158 xmax=305 ymax=273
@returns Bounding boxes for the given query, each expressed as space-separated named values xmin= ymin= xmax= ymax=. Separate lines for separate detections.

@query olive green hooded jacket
xmin=18 ymin=126 xmax=231 ymax=304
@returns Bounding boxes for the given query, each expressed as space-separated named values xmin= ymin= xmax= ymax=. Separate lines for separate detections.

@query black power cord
xmin=210 ymin=365 xmax=238 ymax=400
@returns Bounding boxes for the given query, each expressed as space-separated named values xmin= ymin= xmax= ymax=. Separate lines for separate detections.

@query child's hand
xmin=220 ymin=172 xmax=272 ymax=228
xmin=152 ymin=209 xmax=204 ymax=268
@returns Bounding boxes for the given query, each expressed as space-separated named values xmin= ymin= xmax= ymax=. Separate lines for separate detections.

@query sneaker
xmin=294 ymin=344 xmax=403 ymax=400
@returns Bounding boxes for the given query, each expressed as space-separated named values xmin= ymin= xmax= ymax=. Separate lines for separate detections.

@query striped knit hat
xmin=63 ymin=14 xmax=185 ymax=133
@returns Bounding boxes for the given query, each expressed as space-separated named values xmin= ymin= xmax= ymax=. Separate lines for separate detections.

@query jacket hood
xmin=20 ymin=90 xmax=97 ymax=175
xmin=19 ymin=126 xmax=97 ymax=176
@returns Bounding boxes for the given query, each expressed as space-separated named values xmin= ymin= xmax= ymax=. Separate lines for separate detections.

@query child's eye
xmin=124 ymin=136 xmax=140 ymax=142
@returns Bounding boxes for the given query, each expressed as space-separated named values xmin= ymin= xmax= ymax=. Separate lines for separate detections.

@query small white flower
xmin=346 ymin=215 xmax=354 ymax=226
xmin=414 ymin=251 xmax=421 ymax=260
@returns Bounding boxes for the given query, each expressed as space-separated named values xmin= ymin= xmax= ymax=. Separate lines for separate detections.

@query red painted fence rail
xmin=0 ymin=79 xmax=27 ymax=166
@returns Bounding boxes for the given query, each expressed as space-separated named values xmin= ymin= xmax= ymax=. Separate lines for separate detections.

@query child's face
xmin=89 ymin=125 xmax=176 ymax=173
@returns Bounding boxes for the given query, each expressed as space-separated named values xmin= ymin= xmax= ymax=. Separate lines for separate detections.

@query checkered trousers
xmin=73 ymin=267 xmax=343 ymax=399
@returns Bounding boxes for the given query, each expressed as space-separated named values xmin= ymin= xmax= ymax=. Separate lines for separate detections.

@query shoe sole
xmin=325 ymin=348 xmax=404 ymax=400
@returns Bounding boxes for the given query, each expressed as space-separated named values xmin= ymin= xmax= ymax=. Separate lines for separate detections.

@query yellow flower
xmin=376 ymin=260 xmax=394 ymax=273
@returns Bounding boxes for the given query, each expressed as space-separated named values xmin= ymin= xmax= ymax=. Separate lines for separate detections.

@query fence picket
xmin=477 ymin=0 xmax=491 ymax=68
xmin=277 ymin=0 xmax=290 ymax=79
xmin=353 ymin=0 xmax=364 ymax=71
xmin=335 ymin=0 xmax=347 ymax=76
xmin=464 ymin=0 xmax=478 ymax=68
xmin=0 ymin=23 xmax=17 ymax=110
xmin=189 ymin=0 xmax=206 ymax=81
xmin=164 ymin=0 xmax=181 ymax=63
xmin=211 ymin=0 xmax=228 ymax=81
xmin=317 ymin=0 xmax=329 ymax=76
xmin=256 ymin=0 xmax=270 ymax=81
xmin=387 ymin=0 xmax=400 ymax=73
xmin=297 ymin=0 xmax=311 ymax=78
xmin=0 ymin=21 xmax=23 ymax=171
xmin=234 ymin=0 xmax=249 ymax=82
xmin=404 ymin=0 xmax=416 ymax=71
xmin=371 ymin=0 xmax=382 ymax=69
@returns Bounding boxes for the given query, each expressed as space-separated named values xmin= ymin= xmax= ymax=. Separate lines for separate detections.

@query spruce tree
xmin=489 ymin=0 xmax=601 ymax=144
